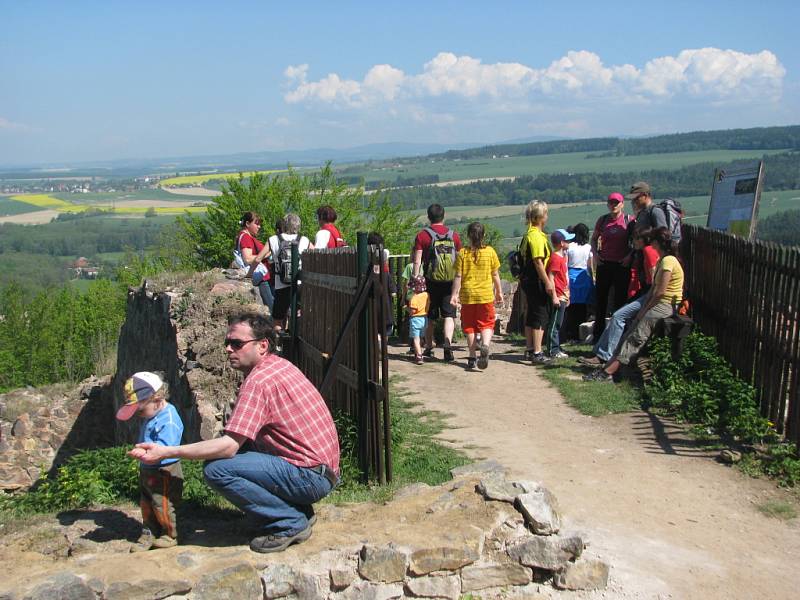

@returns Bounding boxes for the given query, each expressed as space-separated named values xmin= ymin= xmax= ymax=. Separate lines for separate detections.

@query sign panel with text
xmin=706 ymin=161 xmax=764 ymax=239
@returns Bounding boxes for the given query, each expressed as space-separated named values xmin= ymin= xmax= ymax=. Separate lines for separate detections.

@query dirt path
xmin=390 ymin=338 xmax=800 ymax=599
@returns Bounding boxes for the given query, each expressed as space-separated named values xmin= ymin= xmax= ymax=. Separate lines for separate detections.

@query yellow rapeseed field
xmin=159 ymin=169 xmax=286 ymax=187
xmin=10 ymin=194 xmax=75 ymax=209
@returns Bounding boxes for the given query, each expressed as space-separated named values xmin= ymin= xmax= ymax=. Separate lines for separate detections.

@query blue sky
xmin=1 ymin=0 xmax=798 ymax=165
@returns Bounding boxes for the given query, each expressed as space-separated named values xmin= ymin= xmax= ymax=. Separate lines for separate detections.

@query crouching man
xmin=130 ymin=311 xmax=340 ymax=553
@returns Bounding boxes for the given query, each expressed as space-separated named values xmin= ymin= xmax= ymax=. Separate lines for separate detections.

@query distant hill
xmin=433 ymin=125 xmax=800 ymax=160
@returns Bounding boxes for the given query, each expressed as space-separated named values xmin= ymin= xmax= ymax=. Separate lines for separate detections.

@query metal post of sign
xmin=750 ymin=160 xmax=765 ymax=240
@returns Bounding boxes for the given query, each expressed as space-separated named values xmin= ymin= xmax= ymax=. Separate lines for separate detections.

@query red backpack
xmin=321 ymin=223 xmax=346 ymax=248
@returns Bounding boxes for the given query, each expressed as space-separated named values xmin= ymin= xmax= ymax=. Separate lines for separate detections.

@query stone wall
xmin=0 ymin=271 xmax=262 ymax=491
xmin=0 ymin=462 xmax=612 ymax=599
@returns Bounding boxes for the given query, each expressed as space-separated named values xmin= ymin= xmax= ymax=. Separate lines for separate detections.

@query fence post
xmin=288 ymin=242 xmax=300 ymax=362
xmin=357 ymin=231 xmax=370 ymax=482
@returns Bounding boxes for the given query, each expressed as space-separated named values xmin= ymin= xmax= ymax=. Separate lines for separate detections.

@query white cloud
xmin=283 ymin=48 xmax=785 ymax=108
xmin=0 ymin=117 xmax=32 ymax=132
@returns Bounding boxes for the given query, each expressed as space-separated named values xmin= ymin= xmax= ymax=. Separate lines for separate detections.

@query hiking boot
xmin=582 ymin=368 xmax=613 ymax=382
xmin=477 ymin=344 xmax=490 ymax=369
xmin=466 ymin=357 xmax=477 ymax=370
xmin=250 ymin=523 xmax=313 ymax=554
xmin=151 ymin=535 xmax=178 ymax=549
xmin=532 ymin=353 xmax=551 ymax=364
xmin=129 ymin=529 xmax=155 ymax=553
xmin=414 ymin=354 xmax=424 ymax=365
xmin=422 ymin=347 xmax=434 ymax=358
xmin=443 ymin=340 xmax=455 ymax=362
xmin=578 ymin=355 xmax=601 ymax=367
xmin=551 ymin=351 xmax=569 ymax=359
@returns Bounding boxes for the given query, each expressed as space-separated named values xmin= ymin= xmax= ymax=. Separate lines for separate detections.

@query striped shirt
xmin=225 ymin=353 xmax=340 ymax=474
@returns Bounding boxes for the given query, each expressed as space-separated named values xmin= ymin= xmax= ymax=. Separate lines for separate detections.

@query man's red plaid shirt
xmin=224 ymin=353 xmax=340 ymax=474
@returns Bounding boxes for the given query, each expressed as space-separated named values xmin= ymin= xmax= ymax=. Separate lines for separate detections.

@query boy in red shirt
xmin=545 ymin=229 xmax=573 ymax=358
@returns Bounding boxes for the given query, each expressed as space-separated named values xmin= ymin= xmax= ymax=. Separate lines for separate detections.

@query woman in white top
xmin=562 ymin=223 xmax=594 ymax=342
xmin=267 ymin=213 xmax=312 ymax=331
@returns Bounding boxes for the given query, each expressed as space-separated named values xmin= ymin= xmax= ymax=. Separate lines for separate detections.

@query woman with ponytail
xmin=450 ymin=222 xmax=504 ymax=370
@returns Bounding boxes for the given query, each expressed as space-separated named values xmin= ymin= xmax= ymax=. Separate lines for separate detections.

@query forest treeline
xmin=757 ymin=210 xmax=800 ymax=247
xmin=0 ymin=214 xmax=165 ymax=257
xmin=432 ymin=125 xmax=800 ymax=161
xmin=387 ymin=152 xmax=800 ymax=208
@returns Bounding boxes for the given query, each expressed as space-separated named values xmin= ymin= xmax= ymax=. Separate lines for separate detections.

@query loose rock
xmin=553 ymin=558 xmax=610 ymax=590
xmin=358 ymin=544 xmax=408 ymax=583
xmin=515 ymin=488 xmax=561 ymax=535
xmin=507 ymin=534 xmax=584 ymax=570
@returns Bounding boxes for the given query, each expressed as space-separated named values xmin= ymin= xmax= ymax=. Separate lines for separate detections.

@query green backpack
xmin=423 ymin=227 xmax=457 ymax=282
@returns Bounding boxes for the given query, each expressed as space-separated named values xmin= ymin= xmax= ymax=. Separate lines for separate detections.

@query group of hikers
xmin=399 ymin=180 xmax=685 ymax=384
xmin=117 ymin=179 xmax=685 ymax=557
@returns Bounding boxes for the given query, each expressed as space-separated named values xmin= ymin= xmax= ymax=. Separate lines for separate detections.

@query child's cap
xmin=411 ymin=276 xmax=427 ymax=293
xmin=551 ymin=228 xmax=575 ymax=245
xmin=117 ymin=371 xmax=163 ymax=421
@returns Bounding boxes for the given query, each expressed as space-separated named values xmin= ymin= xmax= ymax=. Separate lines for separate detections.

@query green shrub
xmin=644 ymin=332 xmax=773 ymax=444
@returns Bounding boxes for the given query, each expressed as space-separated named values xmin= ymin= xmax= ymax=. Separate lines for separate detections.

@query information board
xmin=706 ymin=161 xmax=764 ymax=239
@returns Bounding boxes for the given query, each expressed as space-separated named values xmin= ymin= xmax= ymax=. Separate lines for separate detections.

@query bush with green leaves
xmin=175 ymin=164 xmax=418 ymax=270
xmin=644 ymin=331 xmax=773 ymax=444
xmin=0 ymin=447 xmax=227 ymax=516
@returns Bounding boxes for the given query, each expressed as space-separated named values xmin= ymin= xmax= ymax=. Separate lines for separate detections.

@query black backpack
xmin=507 ymin=250 xmax=524 ymax=279
xmin=275 ymin=235 xmax=297 ymax=285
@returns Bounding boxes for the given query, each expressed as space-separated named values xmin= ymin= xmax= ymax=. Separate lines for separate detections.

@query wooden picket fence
xmin=681 ymin=225 xmax=800 ymax=446
xmin=287 ymin=234 xmax=392 ymax=483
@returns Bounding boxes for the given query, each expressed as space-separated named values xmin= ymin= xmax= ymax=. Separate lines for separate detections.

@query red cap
xmin=607 ymin=192 xmax=624 ymax=204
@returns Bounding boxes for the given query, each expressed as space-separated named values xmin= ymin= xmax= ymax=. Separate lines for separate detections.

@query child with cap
xmin=405 ymin=276 xmax=430 ymax=365
xmin=117 ymin=371 xmax=184 ymax=551
xmin=545 ymin=229 xmax=573 ymax=359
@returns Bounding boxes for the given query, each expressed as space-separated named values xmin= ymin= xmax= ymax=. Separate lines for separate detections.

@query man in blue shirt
xmin=117 ymin=371 xmax=184 ymax=550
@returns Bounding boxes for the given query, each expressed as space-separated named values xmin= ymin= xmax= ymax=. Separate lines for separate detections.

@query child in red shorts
xmin=450 ymin=222 xmax=504 ymax=370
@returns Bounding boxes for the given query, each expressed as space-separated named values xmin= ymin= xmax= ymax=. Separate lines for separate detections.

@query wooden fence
xmin=288 ymin=233 xmax=392 ymax=483
xmin=682 ymin=225 xmax=800 ymax=446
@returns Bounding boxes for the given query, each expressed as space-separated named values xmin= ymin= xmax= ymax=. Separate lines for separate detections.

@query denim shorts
xmin=408 ymin=315 xmax=427 ymax=338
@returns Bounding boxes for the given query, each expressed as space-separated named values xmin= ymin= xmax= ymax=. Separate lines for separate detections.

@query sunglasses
xmin=224 ymin=337 xmax=263 ymax=350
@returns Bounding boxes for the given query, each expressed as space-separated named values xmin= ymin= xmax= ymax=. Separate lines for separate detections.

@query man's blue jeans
xmin=203 ymin=452 xmax=333 ymax=536
xmin=593 ymin=296 xmax=645 ymax=361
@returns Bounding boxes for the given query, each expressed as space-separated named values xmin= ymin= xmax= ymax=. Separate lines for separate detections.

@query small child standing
xmin=117 ymin=371 xmax=184 ymax=551
xmin=546 ymin=229 xmax=573 ymax=359
xmin=406 ymin=276 xmax=430 ymax=365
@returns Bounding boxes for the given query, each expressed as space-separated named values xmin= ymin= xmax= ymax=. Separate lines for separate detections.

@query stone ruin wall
xmin=0 ymin=271 xmax=259 ymax=491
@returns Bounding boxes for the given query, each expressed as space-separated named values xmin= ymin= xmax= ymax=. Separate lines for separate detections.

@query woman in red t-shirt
xmin=236 ymin=212 xmax=274 ymax=311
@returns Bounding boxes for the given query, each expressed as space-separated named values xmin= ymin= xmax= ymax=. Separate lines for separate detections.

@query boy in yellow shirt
xmin=405 ymin=276 xmax=430 ymax=365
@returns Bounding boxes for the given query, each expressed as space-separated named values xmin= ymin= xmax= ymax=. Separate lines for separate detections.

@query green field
xmin=0 ymin=196 xmax=47 ymax=216
xmin=52 ymin=188 xmax=206 ymax=203
xmin=432 ymin=189 xmax=800 ymax=252
xmin=343 ymin=149 xmax=787 ymax=185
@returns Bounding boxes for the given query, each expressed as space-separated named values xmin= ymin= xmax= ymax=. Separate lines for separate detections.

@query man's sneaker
xmin=443 ymin=340 xmax=455 ymax=362
xmin=151 ymin=535 xmax=178 ymax=549
xmin=551 ymin=351 xmax=569 ymax=359
xmin=524 ymin=349 xmax=535 ymax=362
xmin=414 ymin=354 xmax=424 ymax=365
xmin=477 ymin=344 xmax=490 ymax=369
xmin=422 ymin=347 xmax=434 ymax=358
xmin=250 ymin=523 xmax=313 ymax=554
xmin=582 ymin=368 xmax=613 ymax=382
xmin=466 ymin=357 xmax=477 ymax=370
xmin=578 ymin=355 xmax=602 ymax=367
xmin=532 ymin=353 xmax=551 ymax=364
xmin=129 ymin=530 xmax=155 ymax=553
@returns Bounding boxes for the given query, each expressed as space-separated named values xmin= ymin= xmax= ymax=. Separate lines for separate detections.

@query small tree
xmin=175 ymin=163 xmax=417 ymax=269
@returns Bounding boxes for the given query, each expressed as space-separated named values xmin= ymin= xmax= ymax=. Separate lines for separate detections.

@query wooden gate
xmin=286 ymin=233 xmax=392 ymax=483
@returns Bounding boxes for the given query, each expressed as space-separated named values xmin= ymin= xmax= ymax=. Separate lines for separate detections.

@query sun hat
xmin=624 ymin=182 xmax=651 ymax=200
xmin=607 ymin=192 xmax=624 ymax=204
xmin=117 ymin=371 xmax=163 ymax=421
xmin=411 ymin=276 xmax=427 ymax=293
xmin=551 ymin=229 xmax=575 ymax=245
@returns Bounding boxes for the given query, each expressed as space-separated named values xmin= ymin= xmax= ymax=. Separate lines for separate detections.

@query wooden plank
xmin=302 ymin=271 xmax=358 ymax=294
